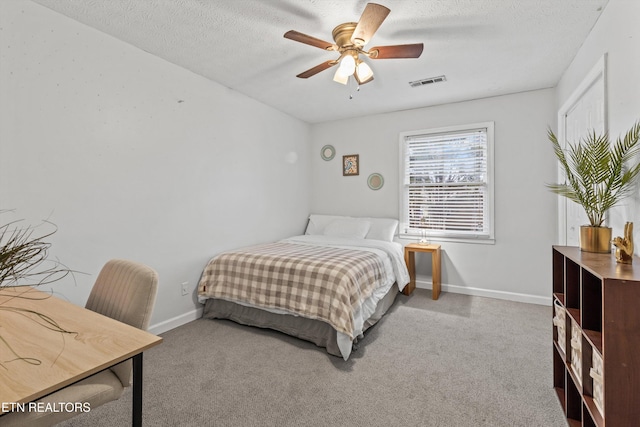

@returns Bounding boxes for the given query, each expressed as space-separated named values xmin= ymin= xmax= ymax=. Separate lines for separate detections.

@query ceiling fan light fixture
xmin=338 ymin=54 xmax=356 ymax=75
xmin=333 ymin=68 xmax=350 ymax=85
xmin=355 ymin=61 xmax=374 ymax=83
xmin=333 ymin=54 xmax=357 ymax=85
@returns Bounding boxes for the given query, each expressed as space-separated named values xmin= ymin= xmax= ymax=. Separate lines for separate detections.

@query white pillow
xmin=305 ymin=214 xmax=398 ymax=241
xmin=305 ymin=214 xmax=343 ymax=235
xmin=322 ymin=218 xmax=371 ymax=239
xmin=363 ymin=217 xmax=398 ymax=242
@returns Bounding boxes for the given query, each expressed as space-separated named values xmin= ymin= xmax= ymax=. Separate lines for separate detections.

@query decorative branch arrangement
xmin=0 ymin=210 xmax=78 ymax=368
xmin=0 ymin=212 xmax=72 ymax=288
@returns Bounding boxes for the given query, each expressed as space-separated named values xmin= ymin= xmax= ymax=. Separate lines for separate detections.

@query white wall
xmin=311 ymin=89 xmax=557 ymax=303
xmin=0 ymin=0 xmax=311 ymax=332
xmin=4 ymin=0 xmax=632 ymax=324
xmin=556 ymin=0 xmax=640 ymax=240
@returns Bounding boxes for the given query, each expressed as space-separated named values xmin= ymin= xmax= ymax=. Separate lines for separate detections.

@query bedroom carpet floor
xmin=58 ymin=289 xmax=566 ymax=427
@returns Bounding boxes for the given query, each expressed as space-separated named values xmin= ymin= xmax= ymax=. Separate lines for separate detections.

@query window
xmin=399 ymin=122 xmax=494 ymax=242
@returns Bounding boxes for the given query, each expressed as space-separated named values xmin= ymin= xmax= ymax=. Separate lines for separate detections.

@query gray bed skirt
xmin=202 ymin=283 xmax=400 ymax=357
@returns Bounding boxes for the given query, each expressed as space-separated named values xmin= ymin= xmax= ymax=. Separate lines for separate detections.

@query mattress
xmin=202 ymin=283 xmax=400 ymax=358
xmin=198 ymin=234 xmax=409 ymax=359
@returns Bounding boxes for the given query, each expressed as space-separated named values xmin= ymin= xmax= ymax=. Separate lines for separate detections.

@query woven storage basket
xmin=570 ymin=319 xmax=582 ymax=384
xmin=553 ymin=300 xmax=566 ymax=353
xmin=590 ymin=350 xmax=604 ymax=416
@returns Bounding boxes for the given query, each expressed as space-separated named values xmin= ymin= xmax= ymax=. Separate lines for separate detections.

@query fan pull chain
xmin=347 ymin=76 xmax=361 ymax=100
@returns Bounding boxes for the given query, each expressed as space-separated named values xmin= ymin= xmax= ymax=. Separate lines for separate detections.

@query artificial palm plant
xmin=547 ymin=121 xmax=640 ymax=252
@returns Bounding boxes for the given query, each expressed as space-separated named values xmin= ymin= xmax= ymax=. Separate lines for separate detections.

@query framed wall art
xmin=343 ymin=154 xmax=359 ymax=176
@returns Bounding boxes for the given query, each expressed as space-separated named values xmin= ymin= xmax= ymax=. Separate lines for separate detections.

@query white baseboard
xmin=148 ymin=307 xmax=203 ymax=335
xmin=415 ymin=280 xmax=552 ymax=306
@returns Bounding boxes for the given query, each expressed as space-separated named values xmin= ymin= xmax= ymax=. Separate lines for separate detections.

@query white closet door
xmin=558 ymin=57 xmax=607 ymax=246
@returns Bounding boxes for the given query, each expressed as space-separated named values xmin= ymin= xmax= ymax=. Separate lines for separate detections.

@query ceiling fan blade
xmin=284 ymin=30 xmax=337 ymax=51
xmin=351 ymin=3 xmax=391 ymax=46
xmin=296 ymin=60 xmax=338 ymax=78
xmin=369 ymin=43 xmax=424 ymax=59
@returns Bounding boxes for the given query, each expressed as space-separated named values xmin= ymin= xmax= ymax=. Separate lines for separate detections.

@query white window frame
xmin=398 ymin=122 xmax=495 ymax=244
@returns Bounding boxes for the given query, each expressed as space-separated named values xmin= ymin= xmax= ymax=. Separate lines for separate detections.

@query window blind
xmin=402 ymin=127 xmax=491 ymax=238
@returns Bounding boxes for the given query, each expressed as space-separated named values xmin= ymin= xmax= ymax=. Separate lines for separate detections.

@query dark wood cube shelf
xmin=552 ymin=246 xmax=640 ymax=427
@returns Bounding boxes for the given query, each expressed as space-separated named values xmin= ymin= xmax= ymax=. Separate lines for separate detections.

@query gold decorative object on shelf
xmin=613 ymin=222 xmax=634 ymax=264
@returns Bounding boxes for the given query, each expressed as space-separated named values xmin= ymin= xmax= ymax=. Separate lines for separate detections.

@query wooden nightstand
xmin=403 ymin=243 xmax=442 ymax=299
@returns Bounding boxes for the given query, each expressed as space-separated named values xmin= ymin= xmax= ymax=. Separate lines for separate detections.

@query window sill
xmin=398 ymin=235 xmax=496 ymax=245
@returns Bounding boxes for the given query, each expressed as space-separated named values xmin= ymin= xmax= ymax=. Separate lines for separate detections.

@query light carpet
xmin=59 ymin=289 xmax=566 ymax=426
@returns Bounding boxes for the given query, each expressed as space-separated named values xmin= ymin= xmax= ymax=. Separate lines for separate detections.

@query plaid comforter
xmin=197 ymin=242 xmax=388 ymax=339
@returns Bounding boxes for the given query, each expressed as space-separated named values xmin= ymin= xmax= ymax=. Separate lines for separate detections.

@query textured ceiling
xmin=30 ymin=0 xmax=608 ymax=124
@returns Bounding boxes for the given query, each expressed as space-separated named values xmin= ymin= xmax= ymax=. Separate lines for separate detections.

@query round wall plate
xmin=368 ymin=173 xmax=384 ymax=190
xmin=320 ymin=145 xmax=335 ymax=161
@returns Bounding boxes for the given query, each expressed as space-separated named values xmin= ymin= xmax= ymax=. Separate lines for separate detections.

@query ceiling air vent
xmin=409 ymin=75 xmax=446 ymax=88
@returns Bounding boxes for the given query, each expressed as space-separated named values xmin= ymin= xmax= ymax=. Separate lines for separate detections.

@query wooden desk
xmin=0 ymin=287 xmax=162 ymax=426
xmin=403 ymin=243 xmax=442 ymax=299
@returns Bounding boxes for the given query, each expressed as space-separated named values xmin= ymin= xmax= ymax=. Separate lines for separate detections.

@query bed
xmin=197 ymin=215 xmax=410 ymax=360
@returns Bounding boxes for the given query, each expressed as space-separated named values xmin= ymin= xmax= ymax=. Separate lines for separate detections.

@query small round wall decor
xmin=368 ymin=173 xmax=384 ymax=190
xmin=320 ymin=145 xmax=335 ymax=161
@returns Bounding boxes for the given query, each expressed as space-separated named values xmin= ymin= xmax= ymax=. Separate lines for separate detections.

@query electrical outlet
xmin=181 ymin=282 xmax=189 ymax=296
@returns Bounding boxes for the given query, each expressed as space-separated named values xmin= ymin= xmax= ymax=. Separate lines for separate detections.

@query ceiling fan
xmin=283 ymin=3 xmax=423 ymax=86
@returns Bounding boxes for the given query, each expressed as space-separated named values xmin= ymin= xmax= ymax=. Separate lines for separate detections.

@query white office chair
xmin=1 ymin=259 xmax=158 ymax=426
